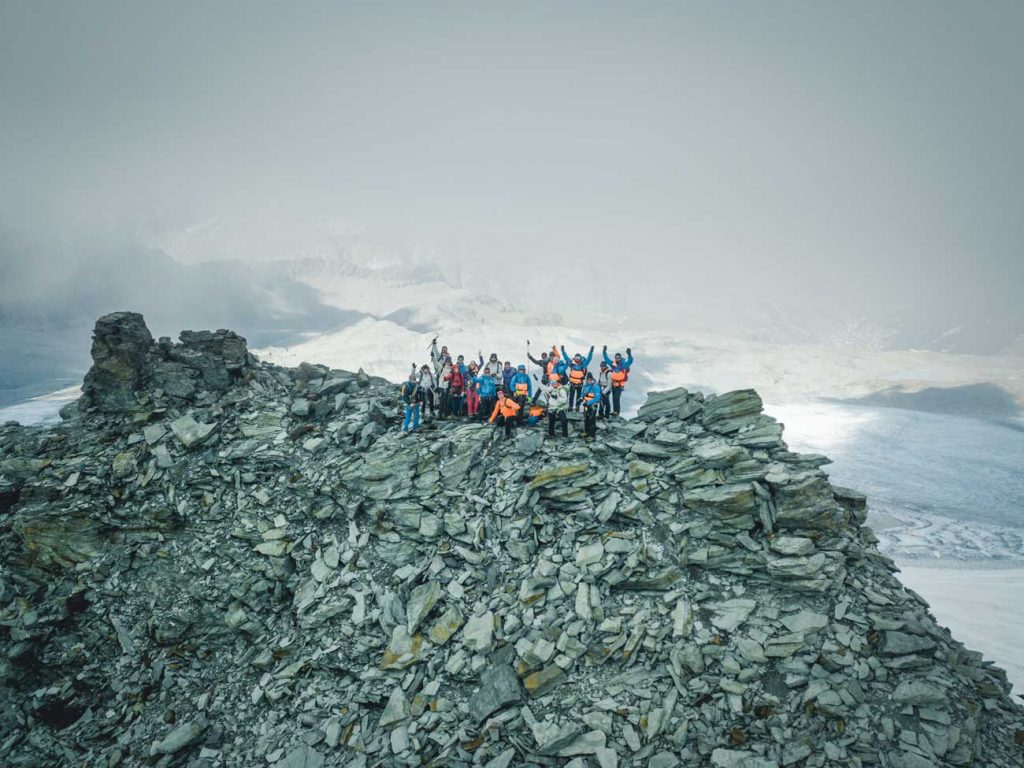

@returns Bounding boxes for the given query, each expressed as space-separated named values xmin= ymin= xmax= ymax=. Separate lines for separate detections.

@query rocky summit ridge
xmin=1 ymin=312 xmax=1022 ymax=768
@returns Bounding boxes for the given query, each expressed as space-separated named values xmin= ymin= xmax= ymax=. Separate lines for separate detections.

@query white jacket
xmin=482 ymin=359 xmax=503 ymax=381
xmin=543 ymin=383 xmax=569 ymax=413
xmin=431 ymin=342 xmax=452 ymax=390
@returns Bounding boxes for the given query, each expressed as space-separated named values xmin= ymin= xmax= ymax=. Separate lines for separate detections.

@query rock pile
xmin=1 ymin=313 xmax=1022 ymax=768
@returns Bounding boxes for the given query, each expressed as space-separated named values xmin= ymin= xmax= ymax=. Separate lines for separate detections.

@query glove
xmin=602 ymin=344 xmax=607 ymax=352
xmin=626 ymin=347 xmax=632 ymax=355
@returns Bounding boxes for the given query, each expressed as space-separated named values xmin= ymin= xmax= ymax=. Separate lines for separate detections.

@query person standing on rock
xmin=547 ymin=352 xmax=567 ymax=386
xmin=561 ymin=344 xmax=594 ymax=411
xmin=602 ymin=345 xmax=633 ymax=416
xmin=598 ymin=361 xmax=612 ymax=420
xmin=510 ymin=364 xmax=532 ymax=425
xmin=542 ymin=377 xmax=569 ymax=437
xmin=471 ymin=370 xmax=497 ymax=422
xmin=446 ymin=363 xmax=466 ymax=418
xmin=416 ymin=364 xmax=436 ymax=419
xmin=580 ymin=372 xmax=601 ymax=438
xmin=489 ymin=390 xmax=521 ymax=438
xmin=482 ymin=352 xmax=503 ymax=384
xmin=501 ymin=361 xmax=516 ymax=392
xmin=465 ymin=360 xmax=481 ymax=418
xmin=400 ymin=374 xmax=421 ymax=431
xmin=431 ymin=341 xmax=452 ymax=419
xmin=527 ymin=348 xmax=548 ymax=382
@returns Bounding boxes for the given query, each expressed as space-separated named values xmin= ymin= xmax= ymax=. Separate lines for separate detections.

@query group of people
xmin=398 ymin=339 xmax=635 ymax=440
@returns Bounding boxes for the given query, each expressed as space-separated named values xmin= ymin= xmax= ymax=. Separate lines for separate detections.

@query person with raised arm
xmin=602 ymin=345 xmax=634 ymax=416
xmin=560 ymin=344 xmax=594 ymax=411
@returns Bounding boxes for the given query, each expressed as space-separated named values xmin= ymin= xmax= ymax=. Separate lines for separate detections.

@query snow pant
xmin=403 ymin=404 xmax=420 ymax=431
xmin=612 ymin=386 xmax=624 ymax=415
xmin=417 ymin=388 xmax=435 ymax=417
xmin=449 ymin=392 xmax=465 ymax=417
xmin=548 ymin=410 xmax=568 ymax=437
xmin=515 ymin=395 xmax=528 ymax=425
xmin=466 ymin=388 xmax=480 ymax=417
xmin=494 ymin=415 xmax=515 ymax=438
xmin=583 ymin=405 xmax=597 ymax=438
xmin=438 ymin=389 xmax=450 ymax=418
xmin=568 ymin=383 xmax=583 ymax=411
xmin=599 ymin=392 xmax=611 ymax=419
xmin=479 ymin=396 xmax=496 ymax=421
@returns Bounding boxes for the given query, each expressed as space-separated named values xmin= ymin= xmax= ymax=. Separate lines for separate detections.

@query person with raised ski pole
xmin=561 ymin=344 xmax=594 ymax=411
xmin=527 ymin=341 xmax=551 ymax=384
xmin=602 ymin=345 xmax=633 ymax=416
xmin=510 ymin=364 xmax=533 ymax=425
xmin=400 ymin=373 xmax=420 ymax=432
xmin=488 ymin=389 xmax=521 ymax=439
xmin=579 ymin=372 xmax=602 ymax=439
xmin=430 ymin=339 xmax=451 ymax=419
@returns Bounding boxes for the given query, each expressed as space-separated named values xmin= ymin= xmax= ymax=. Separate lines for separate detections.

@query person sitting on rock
xmin=561 ymin=344 xmax=594 ymax=411
xmin=471 ymin=371 xmax=497 ymax=422
xmin=602 ymin=345 xmax=633 ymax=416
xmin=489 ymin=389 xmax=521 ymax=439
xmin=580 ymin=372 xmax=601 ymax=439
xmin=525 ymin=393 xmax=546 ymax=426
xmin=400 ymin=374 xmax=420 ymax=432
xmin=510 ymin=364 xmax=532 ymax=424
xmin=542 ymin=377 xmax=569 ymax=437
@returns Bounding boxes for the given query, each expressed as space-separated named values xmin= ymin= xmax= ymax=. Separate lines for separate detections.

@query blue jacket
xmin=400 ymin=381 xmax=418 ymax=404
xmin=502 ymin=368 xmax=516 ymax=390
xmin=549 ymin=358 xmax=568 ymax=380
xmin=580 ymin=381 xmax=602 ymax=407
xmin=510 ymin=372 xmax=532 ymax=397
xmin=602 ymin=350 xmax=633 ymax=372
xmin=561 ymin=345 xmax=594 ymax=373
xmin=472 ymin=375 xmax=496 ymax=398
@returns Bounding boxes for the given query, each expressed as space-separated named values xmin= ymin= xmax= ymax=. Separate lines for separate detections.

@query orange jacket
xmin=489 ymin=398 xmax=521 ymax=421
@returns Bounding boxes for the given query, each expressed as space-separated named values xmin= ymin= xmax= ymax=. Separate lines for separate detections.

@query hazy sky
xmin=2 ymin=1 xmax=1023 ymax=330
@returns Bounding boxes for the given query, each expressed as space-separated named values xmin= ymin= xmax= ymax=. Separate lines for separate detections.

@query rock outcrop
xmin=79 ymin=311 xmax=255 ymax=412
xmin=1 ymin=312 xmax=1022 ymax=768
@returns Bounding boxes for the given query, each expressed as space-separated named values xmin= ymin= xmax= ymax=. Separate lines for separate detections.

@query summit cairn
xmin=0 ymin=313 xmax=1021 ymax=767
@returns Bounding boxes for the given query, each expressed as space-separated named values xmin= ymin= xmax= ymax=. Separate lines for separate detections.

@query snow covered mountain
xmin=254 ymin=253 xmax=1024 ymax=411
